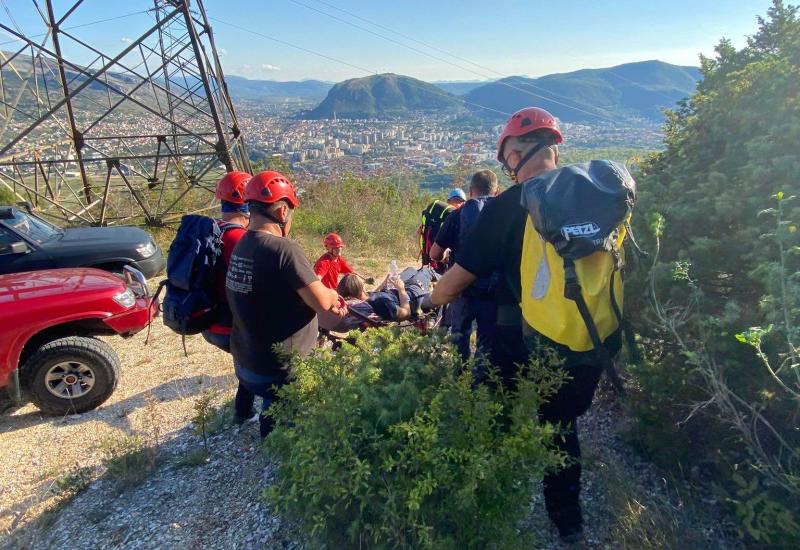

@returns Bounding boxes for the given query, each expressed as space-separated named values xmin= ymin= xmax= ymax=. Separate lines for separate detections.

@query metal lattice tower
xmin=0 ymin=0 xmax=250 ymax=226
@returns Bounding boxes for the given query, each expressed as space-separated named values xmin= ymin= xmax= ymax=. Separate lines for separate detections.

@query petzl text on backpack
xmin=519 ymin=161 xmax=635 ymax=352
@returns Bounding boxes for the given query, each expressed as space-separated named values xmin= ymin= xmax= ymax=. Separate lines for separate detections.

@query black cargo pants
xmin=490 ymin=324 xmax=605 ymax=536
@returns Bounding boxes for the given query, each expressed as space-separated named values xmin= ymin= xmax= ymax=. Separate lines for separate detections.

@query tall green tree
xmin=628 ymin=2 xmax=800 ymax=545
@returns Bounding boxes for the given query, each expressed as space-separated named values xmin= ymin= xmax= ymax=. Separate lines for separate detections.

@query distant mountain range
xmin=2 ymin=50 xmax=701 ymax=125
xmin=225 ymin=75 xmax=331 ymax=102
xmin=432 ymin=80 xmax=486 ymax=95
xmin=293 ymin=60 xmax=700 ymax=123
xmin=306 ymin=74 xmax=460 ymax=119
xmin=465 ymin=60 xmax=701 ymax=122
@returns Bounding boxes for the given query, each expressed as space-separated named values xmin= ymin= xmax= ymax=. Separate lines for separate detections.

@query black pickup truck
xmin=0 ymin=205 xmax=165 ymax=277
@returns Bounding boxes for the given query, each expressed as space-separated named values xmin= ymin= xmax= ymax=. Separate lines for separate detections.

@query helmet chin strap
xmin=263 ymin=210 xmax=288 ymax=237
xmin=504 ymin=141 xmax=552 ymax=183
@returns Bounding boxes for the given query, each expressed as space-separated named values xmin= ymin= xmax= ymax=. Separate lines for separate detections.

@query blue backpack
xmin=157 ymin=216 xmax=228 ymax=336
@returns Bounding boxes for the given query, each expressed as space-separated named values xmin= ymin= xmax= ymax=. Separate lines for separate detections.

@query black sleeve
xmin=280 ymin=240 xmax=319 ymax=291
xmin=434 ymin=210 xmax=459 ymax=249
xmin=457 ymin=188 xmax=516 ymax=278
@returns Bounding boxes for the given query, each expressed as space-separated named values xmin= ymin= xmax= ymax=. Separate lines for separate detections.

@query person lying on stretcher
xmin=318 ymin=267 xmax=439 ymax=332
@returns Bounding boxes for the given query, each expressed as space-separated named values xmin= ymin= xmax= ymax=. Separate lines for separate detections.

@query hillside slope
xmin=465 ymin=60 xmax=701 ymax=122
xmin=307 ymin=73 xmax=460 ymax=119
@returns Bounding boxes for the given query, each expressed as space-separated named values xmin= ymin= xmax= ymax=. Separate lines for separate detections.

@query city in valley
xmin=1 ymin=99 xmax=664 ymax=194
xmin=235 ymin=101 xmax=663 ymax=188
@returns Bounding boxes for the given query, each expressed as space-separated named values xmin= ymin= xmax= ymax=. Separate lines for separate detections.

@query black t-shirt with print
xmin=226 ymin=231 xmax=318 ymax=375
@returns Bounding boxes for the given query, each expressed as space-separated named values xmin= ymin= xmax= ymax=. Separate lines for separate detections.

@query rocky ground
xmin=2 ymin=368 xmax=741 ymax=548
xmin=1 ymin=259 xmax=742 ymax=549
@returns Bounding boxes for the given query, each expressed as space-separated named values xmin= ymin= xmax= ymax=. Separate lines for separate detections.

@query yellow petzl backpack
xmin=519 ymin=161 xmax=637 ymax=391
xmin=520 ymin=219 xmax=626 ymax=351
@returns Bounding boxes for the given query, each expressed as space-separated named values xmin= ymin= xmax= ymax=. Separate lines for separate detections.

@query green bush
xmin=264 ymin=329 xmax=565 ymax=549
xmin=624 ymin=2 xmax=800 ymax=545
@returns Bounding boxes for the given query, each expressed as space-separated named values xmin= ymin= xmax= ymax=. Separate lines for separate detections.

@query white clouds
xmin=230 ymin=63 xmax=282 ymax=79
xmin=121 ymin=37 xmax=133 ymax=45
xmin=219 ymin=48 xmax=227 ymax=56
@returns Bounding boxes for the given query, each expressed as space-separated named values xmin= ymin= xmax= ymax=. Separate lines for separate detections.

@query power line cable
xmin=1 ymin=0 xmax=22 ymax=34
xmin=290 ymin=0 xmax=618 ymax=121
xmin=0 ymin=9 xmax=150 ymax=48
xmin=209 ymin=16 xmax=512 ymax=118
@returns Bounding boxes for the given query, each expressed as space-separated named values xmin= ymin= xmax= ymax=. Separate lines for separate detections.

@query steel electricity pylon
xmin=0 ymin=0 xmax=250 ymax=226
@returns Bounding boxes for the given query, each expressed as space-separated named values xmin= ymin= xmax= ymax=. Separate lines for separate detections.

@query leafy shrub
xmin=264 ymin=329 xmax=565 ymax=549
xmin=625 ymin=2 xmax=800 ymax=545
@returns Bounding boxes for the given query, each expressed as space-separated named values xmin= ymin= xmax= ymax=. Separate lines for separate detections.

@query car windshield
xmin=5 ymin=210 xmax=62 ymax=243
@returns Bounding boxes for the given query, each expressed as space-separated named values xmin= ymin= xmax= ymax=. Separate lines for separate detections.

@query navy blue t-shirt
xmin=367 ymin=286 xmax=427 ymax=321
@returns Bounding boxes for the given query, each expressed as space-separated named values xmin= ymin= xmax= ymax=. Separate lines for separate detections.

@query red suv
xmin=0 ymin=267 xmax=156 ymax=415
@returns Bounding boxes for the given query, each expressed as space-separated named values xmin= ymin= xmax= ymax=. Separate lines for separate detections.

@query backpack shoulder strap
xmin=562 ymin=256 xmax=625 ymax=394
xmin=217 ymin=220 xmax=243 ymax=234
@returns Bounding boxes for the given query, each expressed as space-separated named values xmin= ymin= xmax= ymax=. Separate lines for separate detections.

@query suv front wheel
xmin=22 ymin=336 xmax=120 ymax=415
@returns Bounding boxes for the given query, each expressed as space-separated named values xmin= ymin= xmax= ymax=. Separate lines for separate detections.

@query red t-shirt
xmin=314 ymin=252 xmax=354 ymax=290
xmin=209 ymin=223 xmax=247 ymax=334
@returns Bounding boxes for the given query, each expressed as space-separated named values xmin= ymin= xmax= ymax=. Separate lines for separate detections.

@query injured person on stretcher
xmin=318 ymin=266 xmax=439 ymax=333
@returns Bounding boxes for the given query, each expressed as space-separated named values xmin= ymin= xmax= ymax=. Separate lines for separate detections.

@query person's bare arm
xmin=375 ymin=273 xmax=390 ymax=292
xmin=430 ymin=242 xmax=446 ymax=262
xmin=431 ymin=264 xmax=476 ymax=306
xmin=393 ymin=278 xmax=412 ymax=321
xmin=297 ymin=280 xmax=345 ymax=317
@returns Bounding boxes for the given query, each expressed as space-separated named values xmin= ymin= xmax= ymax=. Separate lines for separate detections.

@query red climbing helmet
xmin=324 ymin=233 xmax=344 ymax=248
xmin=244 ymin=171 xmax=299 ymax=208
xmin=215 ymin=171 xmax=251 ymax=204
xmin=496 ymin=107 xmax=563 ymax=162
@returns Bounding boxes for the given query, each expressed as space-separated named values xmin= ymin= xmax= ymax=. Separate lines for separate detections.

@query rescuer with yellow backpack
xmin=432 ymin=107 xmax=636 ymax=543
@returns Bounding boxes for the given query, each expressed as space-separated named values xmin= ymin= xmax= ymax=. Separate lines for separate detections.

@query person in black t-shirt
xmin=431 ymin=108 xmax=618 ymax=543
xmin=430 ymin=169 xmax=499 ymax=360
xmin=226 ymin=171 xmax=345 ymax=438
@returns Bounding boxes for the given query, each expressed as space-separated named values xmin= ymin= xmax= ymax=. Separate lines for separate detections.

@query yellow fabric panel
xmin=520 ymin=217 xmax=626 ymax=352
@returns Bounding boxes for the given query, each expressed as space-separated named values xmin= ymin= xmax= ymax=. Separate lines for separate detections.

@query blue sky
xmin=2 ymin=0 xmax=776 ymax=82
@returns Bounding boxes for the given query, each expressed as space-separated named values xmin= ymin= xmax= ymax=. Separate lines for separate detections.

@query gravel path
xmin=7 ymin=418 xmax=294 ymax=550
